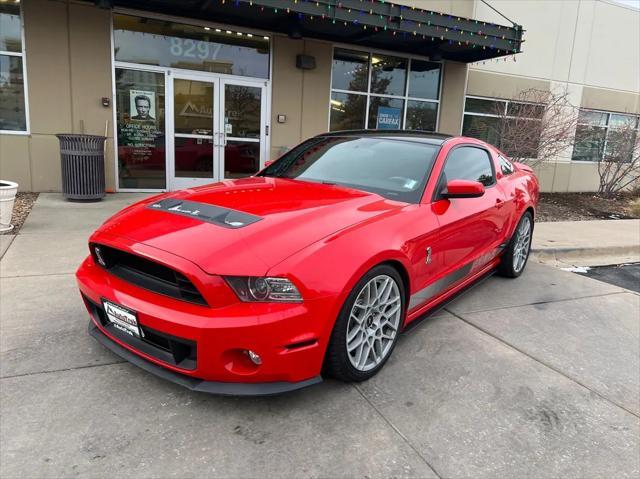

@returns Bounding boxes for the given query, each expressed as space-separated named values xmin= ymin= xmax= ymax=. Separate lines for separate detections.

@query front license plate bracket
xmin=102 ymin=299 xmax=141 ymax=338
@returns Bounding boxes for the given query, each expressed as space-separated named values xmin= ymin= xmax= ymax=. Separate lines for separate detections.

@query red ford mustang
xmin=77 ymin=131 xmax=539 ymax=395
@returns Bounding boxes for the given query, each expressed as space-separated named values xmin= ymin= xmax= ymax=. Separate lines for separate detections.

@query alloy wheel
xmin=346 ymin=275 xmax=402 ymax=372
xmin=513 ymin=215 xmax=532 ymax=273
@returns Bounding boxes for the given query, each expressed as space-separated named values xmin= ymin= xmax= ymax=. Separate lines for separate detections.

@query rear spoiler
xmin=513 ymin=161 xmax=534 ymax=174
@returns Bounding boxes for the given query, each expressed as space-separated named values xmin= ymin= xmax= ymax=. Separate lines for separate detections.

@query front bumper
xmin=88 ymin=321 xmax=322 ymax=395
xmin=77 ymin=255 xmax=335 ymax=393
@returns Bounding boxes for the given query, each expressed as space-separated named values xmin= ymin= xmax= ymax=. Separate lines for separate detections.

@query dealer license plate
xmin=102 ymin=299 xmax=140 ymax=338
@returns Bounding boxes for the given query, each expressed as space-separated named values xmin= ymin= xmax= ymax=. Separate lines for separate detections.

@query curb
xmin=532 ymin=244 xmax=640 ymax=266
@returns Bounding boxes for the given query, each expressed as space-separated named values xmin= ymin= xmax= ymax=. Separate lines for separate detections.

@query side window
xmin=441 ymin=146 xmax=495 ymax=188
xmin=499 ymin=155 xmax=514 ymax=175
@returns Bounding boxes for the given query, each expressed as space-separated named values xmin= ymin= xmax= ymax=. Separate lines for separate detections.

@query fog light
xmin=245 ymin=349 xmax=262 ymax=365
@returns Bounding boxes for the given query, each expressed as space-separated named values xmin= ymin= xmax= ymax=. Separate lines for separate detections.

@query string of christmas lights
xmin=218 ymin=0 xmax=524 ymax=57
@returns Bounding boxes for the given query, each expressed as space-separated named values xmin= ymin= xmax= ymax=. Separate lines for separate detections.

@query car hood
xmin=96 ymin=177 xmax=404 ymax=275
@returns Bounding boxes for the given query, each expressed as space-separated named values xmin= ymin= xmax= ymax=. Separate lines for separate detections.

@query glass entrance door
xmin=168 ymin=73 xmax=267 ymax=190
xmin=170 ymin=74 xmax=219 ymax=190
xmin=220 ymin=79 xmax=267 ymax=179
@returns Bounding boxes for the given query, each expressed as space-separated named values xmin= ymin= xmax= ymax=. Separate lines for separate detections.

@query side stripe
xmin=408 ymin=262 xmax=473 ymax=310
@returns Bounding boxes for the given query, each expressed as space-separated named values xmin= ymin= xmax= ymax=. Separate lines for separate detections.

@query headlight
xmin=224 ymin=276 xmax=302 ymax=302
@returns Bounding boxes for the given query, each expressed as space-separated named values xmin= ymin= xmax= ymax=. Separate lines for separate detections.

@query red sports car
xmin=77 ymin=131 xmax=539 ymax=395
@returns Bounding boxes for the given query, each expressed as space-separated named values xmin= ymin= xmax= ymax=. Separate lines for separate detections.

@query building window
xmin=572 ymin=109 xmax=639 ymax=162
xmin=462 ymin=96 xmax=544 ymax=157
xmin=329 ymin=48 xmax=440 ymax=131
xmin=0 ymin=1 xmax=28 ymax=133
xmin=113 ymin=14 xmax=270 ymax=79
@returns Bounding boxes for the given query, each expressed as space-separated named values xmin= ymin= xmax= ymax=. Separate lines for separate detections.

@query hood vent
xmin=147 ymin=199 xmax=262 ymax=229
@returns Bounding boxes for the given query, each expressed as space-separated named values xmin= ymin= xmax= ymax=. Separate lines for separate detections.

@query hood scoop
xmin=148 ymin=199 xmax=262 ymax=229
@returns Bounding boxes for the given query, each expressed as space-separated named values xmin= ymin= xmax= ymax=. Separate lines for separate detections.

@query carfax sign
xmin=376 ymin=106 xmax=402 ymax=129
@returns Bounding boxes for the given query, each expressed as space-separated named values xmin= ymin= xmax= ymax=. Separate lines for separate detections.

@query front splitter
xmin=88 ymin=320 xmax=323 ymax=396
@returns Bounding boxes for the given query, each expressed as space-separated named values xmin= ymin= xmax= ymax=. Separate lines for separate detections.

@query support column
xmin=437 ymin=61 xmax=468 ymax=136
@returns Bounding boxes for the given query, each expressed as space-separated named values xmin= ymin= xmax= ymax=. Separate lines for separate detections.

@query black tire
xmin=497 ymin=211 xmax=534 ymax=278
xmin=324 ymin=264 xmax=406 ymax=382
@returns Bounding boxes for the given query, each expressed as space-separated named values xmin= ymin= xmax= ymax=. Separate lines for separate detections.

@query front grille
xmin=84 ymin=295 xmax=197 ymax=370
xmin=91 ymin=243 xmax=208 ymax=306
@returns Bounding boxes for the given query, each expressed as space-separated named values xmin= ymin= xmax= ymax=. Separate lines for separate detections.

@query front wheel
xmin=324 ymin=265 xmax=405 ymax=382
xmin=498 ymin=211 xmax=533 ymax=278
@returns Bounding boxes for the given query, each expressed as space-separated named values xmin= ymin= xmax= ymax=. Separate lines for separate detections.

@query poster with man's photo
xmin=119 ymin=89 xmax=160 ymax=169
xmin=129 ymin=90 xmax=156 ymax=121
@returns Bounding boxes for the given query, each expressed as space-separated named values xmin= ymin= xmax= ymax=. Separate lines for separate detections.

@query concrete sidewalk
xmin=533 ymin=219 xmax=640 ymax=267
xmin=1 ymin=194 xmax=639 ymax=478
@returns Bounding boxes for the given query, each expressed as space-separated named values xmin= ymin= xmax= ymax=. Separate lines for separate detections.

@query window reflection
xmin=408 ymin=60 xmax=440 ymax=100
xmin=116 ymin=68 xmax=166 ymax=189
xmin=0 ymin=3 xmax=21 ymax=52
xmin=0 ymin=3 xmax=26 ymax=132
xmin=329 ymin=48 xmax=440 ymax=131
xmin=406 ymin=101 xmax=437 ymax=131
xmin=225 ymin=84 xmax=261 ymax=138
xmin=462 ymin=97 xmax=545 ymax=158
xmin=330 ymin=92 xmax=366 ymax=131
xmin=572 ymin=109 xmax=639 ymax=162
xmin=462 ymin=115 xmax=501 ymax=146
xmin=573 ymin=126 xmax=606 ymax=162
xmin=331 ymin=48 xmax=369 ymax=92
xmin=175 ymin=137 xmax=213 ymax=178
xmin=578 ymin=110 xmax=607 ymax=127
xmin=225 ymin=141 xmax=260 ymax=178
xmin=465 ymin=98 xmax=505 ymax=115
xmin=609 ymin=114 xmax=638 ymax=128
xmin=113 ymin=14 xmax=270 ymax=79
xmin=0 ymin=55 xmax=26 ymax=131
xmin=174 ymin=79 xmax=214 ymax=135
xmin=370 ymin=55 xmax=407 ymax=97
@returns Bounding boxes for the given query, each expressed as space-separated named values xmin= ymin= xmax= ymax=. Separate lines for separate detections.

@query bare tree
xmin=487 ymin=88 xmax=578 ymax=168
xmin=593 ymin=120 xmax=640 ymax=199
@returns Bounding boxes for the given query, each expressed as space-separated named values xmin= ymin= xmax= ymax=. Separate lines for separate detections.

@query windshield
xmin=259 ymin=136 xmax=440 ymax=203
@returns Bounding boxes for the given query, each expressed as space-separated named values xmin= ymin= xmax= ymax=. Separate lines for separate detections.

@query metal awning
xmin=110 ymin=0 xmax=524 ymax=62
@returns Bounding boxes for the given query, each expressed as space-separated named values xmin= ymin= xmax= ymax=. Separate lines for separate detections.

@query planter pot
xmin=0 ymin=180 xmax=19 ymax=233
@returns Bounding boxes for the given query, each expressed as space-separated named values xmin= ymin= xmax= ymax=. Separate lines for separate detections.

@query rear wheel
xmin=324 ymin=265 xmax=405 ymax=381
xmin=498 ymin=212 xmax=533 ymax=278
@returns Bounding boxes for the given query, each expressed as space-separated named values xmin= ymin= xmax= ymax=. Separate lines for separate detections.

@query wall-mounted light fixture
xmin=296 ymin=55 xmax=316 ymax=70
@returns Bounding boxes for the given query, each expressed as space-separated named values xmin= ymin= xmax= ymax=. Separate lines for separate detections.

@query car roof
xmin=317 ymin=129 xmax=453 ymax=145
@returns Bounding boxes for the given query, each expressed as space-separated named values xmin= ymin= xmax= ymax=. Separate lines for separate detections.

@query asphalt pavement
xmin=576 ymin=263 xmax=640 ymax=293
xmin=1 ymin=194 xmax=638 ymax=478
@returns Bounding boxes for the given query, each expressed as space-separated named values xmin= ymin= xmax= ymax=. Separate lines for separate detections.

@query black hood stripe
xmin=148 ymin=199 xmax=262 ymax=229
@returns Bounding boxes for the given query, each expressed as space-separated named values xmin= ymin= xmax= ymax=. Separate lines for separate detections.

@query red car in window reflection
xmin=77 ymin=131 xmax=539 ymax=395
xmin=118 ymin=137 xmax=258 ymax=176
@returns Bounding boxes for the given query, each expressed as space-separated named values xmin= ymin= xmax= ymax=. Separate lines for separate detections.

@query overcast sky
xmin=609 ymin=0 xmax=640 ymax=8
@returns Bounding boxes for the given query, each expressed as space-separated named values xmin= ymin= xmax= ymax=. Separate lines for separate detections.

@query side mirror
xmin=264 ymin=160 xmax=275 ymax=168
xmin=443 ymin=179 xmax=485 ymax=199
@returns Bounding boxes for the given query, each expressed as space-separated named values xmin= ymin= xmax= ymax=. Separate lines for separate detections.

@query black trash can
xmin=56 ymin=134 xmax=106 ymax=201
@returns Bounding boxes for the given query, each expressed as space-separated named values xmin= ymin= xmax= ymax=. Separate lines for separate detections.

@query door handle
xmin=214 ymin=131 xmax=227 ymax=147
xmin=495 ymin=198 xmax=505 ymax=209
